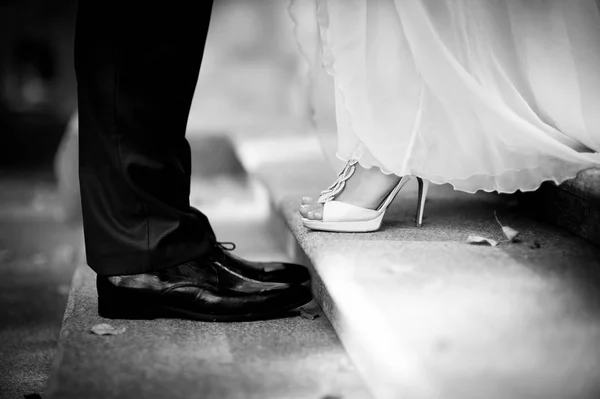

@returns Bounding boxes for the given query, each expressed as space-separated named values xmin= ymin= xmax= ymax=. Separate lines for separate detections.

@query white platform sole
xmin=301 ymin=213 xmax=384 ymax=233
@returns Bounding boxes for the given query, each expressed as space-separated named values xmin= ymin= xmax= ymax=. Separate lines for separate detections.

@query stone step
xmin=45 ymin=135 xmax=371 ymax=399
xmin=0 ymin=177 xmax=83 ymax=399
xmin=234 ymin=134 xmax=600 ymax=399
xmin=521 ymin=168 xmax=600 ymax=246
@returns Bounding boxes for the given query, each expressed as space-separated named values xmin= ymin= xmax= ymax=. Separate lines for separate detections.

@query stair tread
xmin=281 ymin=192 xmax=600 ymax=398
xmin=235 ymin=134 xmax=600 ymax=399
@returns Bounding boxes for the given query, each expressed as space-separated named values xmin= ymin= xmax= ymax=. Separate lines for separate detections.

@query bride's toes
xmin=306 ymin=204 xmax=324 ymax=220
xmin=299 ymin=204 xmax=311 ymax=217
xmin=300 ymin=205 xmax=321 ymax=220
xmin=300 ymin=202 xmax=323 ymax=218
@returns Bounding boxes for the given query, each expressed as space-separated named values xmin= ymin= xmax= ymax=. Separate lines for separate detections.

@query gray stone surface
xmin=563 ymin=168 xmax=600 ymax=201
xmin=522 ymin=168 xmax=600 ymax=246
xmin=280 ymin=179 xmax=600 ymax=399
xmin=235 ymin=134 xmax=600 ymax=399
xmin=0 ymin=173 xmax=82 ymax=399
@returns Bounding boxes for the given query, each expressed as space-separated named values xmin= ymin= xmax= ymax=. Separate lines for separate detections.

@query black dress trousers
xmin=75 ymin=1 xmax=216 ymax=276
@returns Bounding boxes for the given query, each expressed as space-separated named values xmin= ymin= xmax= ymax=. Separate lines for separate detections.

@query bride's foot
xmin=299 ymin=163 xmax=402 ymax=221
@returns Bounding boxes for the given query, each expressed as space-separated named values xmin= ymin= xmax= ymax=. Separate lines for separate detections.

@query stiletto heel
xmin=415 ymin=177 xmax=429 ymax=227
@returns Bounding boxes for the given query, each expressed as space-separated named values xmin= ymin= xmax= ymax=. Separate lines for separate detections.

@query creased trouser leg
xmin=75 ymin=0 xmax=215 ymax=276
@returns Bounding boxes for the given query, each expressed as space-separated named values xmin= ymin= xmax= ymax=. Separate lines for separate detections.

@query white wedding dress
xmin=290 ymin=0 xmax=600 ymax=193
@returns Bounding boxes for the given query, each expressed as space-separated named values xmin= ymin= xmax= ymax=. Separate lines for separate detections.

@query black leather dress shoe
xmin=97 ymin=258 xmax=312 ymax=322
xmin=208 ymin=242 xmax=310 ymax=284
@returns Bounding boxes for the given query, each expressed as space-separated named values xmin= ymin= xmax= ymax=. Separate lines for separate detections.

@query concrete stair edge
xmin=44 ymin=259 xmax=86 ymax=398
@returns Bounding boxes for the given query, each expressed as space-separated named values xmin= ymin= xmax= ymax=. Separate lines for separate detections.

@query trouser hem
xmin=87 ymin=238 xmax=214 ymax=277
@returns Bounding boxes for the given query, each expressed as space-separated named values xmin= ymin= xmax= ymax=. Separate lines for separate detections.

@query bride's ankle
xmin=335 ymin=165 xmax=401 ymax=209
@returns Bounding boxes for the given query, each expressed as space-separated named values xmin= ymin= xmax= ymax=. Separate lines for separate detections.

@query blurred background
xmin=0 ymin=0 xmax=77 ymax=169
xmin=0 ymin=0 xmax=337 ymax=171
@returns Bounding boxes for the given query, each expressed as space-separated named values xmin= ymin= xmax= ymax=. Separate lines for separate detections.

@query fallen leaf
xmin=90 ymin=323 xmax=126 ymax=336
xmin=494 ymin=211 xmax=520 ymax=242
xmin=299 ymin=307 xmax=320 ymax=320
xmin=501 ymin=226 xmax=520 ymax=242
xmin=466 ymin=235 xmax=499 ymax=247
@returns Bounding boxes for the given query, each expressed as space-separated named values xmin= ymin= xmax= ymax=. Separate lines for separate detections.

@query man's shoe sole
xmin=97 ymin=287 xmax=312 ymax=322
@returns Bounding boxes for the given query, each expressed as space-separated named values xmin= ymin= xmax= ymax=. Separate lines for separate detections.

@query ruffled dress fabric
xmin=289 ymin=0 xmax=600 ymax=193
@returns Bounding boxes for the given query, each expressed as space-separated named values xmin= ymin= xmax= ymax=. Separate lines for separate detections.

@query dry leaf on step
xmin=466 ymin=235 xmax=499 ymax=247
xmin=501 ymin=226 xmax=520 ymax=242
xmin=90 ymin=323 xmax=126 ymax=336
xmin=494 ymin=211 xmax=520 ymax=243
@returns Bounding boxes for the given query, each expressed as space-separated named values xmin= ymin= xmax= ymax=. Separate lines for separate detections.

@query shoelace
xmin=208 ymin=242 xmax=237 ymax=262
xmin=215 ymin=242 xmax=236 ymax=251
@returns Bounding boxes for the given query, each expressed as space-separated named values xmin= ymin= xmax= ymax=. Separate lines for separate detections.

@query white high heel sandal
xmin=302 ymin=160 xmax=430 ymax=233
